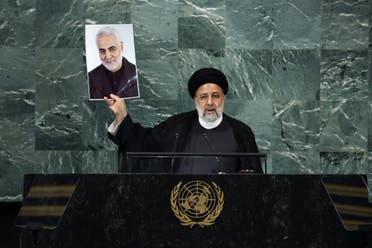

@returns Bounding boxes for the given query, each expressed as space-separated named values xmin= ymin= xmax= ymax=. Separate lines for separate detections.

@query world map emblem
xmin=170 ymin=180 xmax=224 ymax=227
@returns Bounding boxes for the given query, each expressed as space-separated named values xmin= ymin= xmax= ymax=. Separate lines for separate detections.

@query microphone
xmin=203 ymin=133 xmax=224 ymax=174
xmin=170 ymin=132 xmax=179 ymax=174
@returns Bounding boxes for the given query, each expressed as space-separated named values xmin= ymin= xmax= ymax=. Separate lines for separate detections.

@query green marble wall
xmin=0 ymin=0 xmax=371 ymax=200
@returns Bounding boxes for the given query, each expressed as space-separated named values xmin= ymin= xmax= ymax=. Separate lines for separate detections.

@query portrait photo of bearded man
xmin=86 ymin=25 xmax=139 ymax=100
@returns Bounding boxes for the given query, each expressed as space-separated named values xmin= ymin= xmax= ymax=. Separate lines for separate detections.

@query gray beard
xmin=102 ymin=56 xmax=122 ymax=72
xmin=196 ymin=103 xmax=224 ymax=123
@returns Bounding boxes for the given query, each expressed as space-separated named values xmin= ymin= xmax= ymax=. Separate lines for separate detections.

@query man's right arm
xmin=104 ymin=94 xmax=128 ymax=126
xmin=105 ymin=94 xmax=128 ymax=140
xmin=104 ymin=94 xmax=175 ymax=152
xmin=107 ymin=120 xmax=120 ymax=136
xmin=105 ymin=94 xmax=149 ymax=150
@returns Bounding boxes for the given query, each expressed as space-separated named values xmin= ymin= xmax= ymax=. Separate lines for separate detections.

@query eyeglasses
xmin=98 ymin=45 xmax=120 ymax=56
xmin=196 ymin=93 xmax=223 ymax=102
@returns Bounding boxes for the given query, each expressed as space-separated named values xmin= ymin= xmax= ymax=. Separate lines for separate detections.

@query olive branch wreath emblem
xmin=170 ymin=181 xmax=224 ymax=228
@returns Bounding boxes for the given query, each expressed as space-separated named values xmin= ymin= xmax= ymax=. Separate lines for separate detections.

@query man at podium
xmin=105 ymin=68 xmax=262 ymax=174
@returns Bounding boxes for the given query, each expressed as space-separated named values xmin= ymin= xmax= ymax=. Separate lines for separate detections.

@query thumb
xmin=110 ymin=94 xmax=120 ymax=101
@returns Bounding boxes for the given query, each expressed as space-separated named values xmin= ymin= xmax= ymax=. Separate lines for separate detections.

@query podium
xmin=18 ymin=174 xmax=367 ymax=248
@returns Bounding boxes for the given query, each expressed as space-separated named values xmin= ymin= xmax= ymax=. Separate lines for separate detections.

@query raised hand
xmin=104 ymin=94 xmax=128 ymax=125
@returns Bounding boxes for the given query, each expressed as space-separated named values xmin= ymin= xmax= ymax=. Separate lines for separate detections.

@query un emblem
xmin=170 ymin=180 xmax=224 ymax=227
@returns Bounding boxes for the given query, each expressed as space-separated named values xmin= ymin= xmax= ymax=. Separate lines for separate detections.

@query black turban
xmin=187 ymin=68 xmax=228 ymax=98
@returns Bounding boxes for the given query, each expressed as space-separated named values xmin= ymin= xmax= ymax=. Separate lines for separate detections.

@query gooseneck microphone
xmin=170 ymin=132 xmax=180 ymax=174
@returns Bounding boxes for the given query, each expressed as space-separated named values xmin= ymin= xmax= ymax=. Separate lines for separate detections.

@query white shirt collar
xmin=198 ymin=114 xmax=223 ymax=129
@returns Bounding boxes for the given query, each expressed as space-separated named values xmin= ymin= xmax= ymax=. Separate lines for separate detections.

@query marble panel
xmin=272 ymin=49 xmax=320 ymax=101
xmin=81 ymin=150 xmax=118 ymax=173
xmin=271 ymin=100 xmax=321 ymax=173
xmin=179 ymin=0 xmax=224 ymax=9
xmin=273 ymin=0 xmax=321 ymax=49
xmin=81 ymin=100 xmax=117 ymax=151
xmin=320 ymin=50 xmax=369 ymax=101
xmin=320 ymin=100 xmax=368 ymax=152
xmin=125 ymin=99 xmax=186 ymax=128
xmin=0 ymin=49 xmax=36 ymax=201
xmin=35 ymin=49 xmax=86 ymax=150
xmin=86 ymin=0 xmax=131 ymax=25
xmin=369 ymin=52 xmax=372 ymax=151
xmin=321 ymin=0 xmax=370 ymax=49
xmin=224 ymin=49 xmax=272 ymax=100
xmin=0 ymin=0 xmax=36 ymax=48
xmin=226 ymin=0 xmax=273 ymax=49
xmin=35 ymin=151 xmax=83 ymax=174
xmin=0 ymin=151 xmax=27 ymax=201
xmin=136 ymin=50 xmax=178 ymax=100
xmin=370 ymin=51 xmax=372 ymax=101
xmin=1 ymin=100 xmax=34 ymax=198
xmin=369 ymin=101 xmax=372 ymax=151
xmin=0 ymin=49 xmax=35 ymax=92
xmin=272 ymin=100 xmax=320 ymax=152
xmin=0 ymin=90 xmax=35 ymax=151
xmin=320 ymin=152 xmax=367 ymax=174
xmin=179 ymin=0 xmax=224 ymax=17
xmin=0 ymin=150 xmax=84 ymax=201
xmin=271 ymin=150 xmax=321 ymax=174
xmin=178 ymin=1 xmax=225 ymax=49
xmin=177 ymin=49 xmax=225 ymax=100
xmin=224 ymin=99 xmax=272 ymax=154
xmin=0 ymin=91 xmax=35 ymax=182
xmin=35 ymin=103 xmax=83 ymax=150
xmin=5 ymin=150 xmax=118 ymax=175
xmin=178 ymin=17 xmax=225 ymax=49
xmin=370 ymin=0 xmax=372 ymax=51
xmin=131 ymin=0 xmax=178 ymax=60
xmin=178 ymin=97 xmax=198 ymax=113
xmin=35 ymin=0 xmax=86 ymax=48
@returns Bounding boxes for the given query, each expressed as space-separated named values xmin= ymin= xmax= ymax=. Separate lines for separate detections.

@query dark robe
xmin=177 ymin=118 xmax=240 ymax=174
xmin=108 ymin=110 xmax=263 ymax=174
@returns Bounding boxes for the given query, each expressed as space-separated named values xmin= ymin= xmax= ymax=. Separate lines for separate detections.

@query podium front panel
xmin=22 ymin=174 xmax=367 ymax=248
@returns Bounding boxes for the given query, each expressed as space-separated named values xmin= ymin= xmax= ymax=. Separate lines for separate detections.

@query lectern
xmin=18 ymin=174 xmax=367 ymax=248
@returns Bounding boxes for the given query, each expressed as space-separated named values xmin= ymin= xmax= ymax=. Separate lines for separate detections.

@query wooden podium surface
xmin=20 ymin=174 xmax=367 ymax=248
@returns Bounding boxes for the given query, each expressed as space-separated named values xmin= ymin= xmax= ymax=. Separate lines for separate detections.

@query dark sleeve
xmin=107 ymin=114 xmax=177 ymax=173
xmin=233 ymin=120 xmax=263 ymax=174
xmin=108 ymin=115 xmax=153 ymax=152
xmin=108 ymin=114 xmax=179 ymax=152
xmin=244 ymin=128 xmax=263 ymax=174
